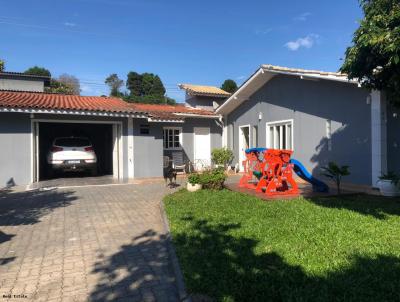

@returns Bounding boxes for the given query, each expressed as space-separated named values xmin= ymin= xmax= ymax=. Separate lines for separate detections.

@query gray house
xmin=178 ymin=84 xmax=231 ymax=111
xmin=0 ymin=71 xmax=50 ymax=92
xmin=0 ymin=87 xmax=223 ymax=187
xmin=216 ymin=65 xmax=399 ymax=187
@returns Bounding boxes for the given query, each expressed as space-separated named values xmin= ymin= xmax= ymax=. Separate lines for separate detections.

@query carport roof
xmin=0 ymin=90 xmax=219 ymax=121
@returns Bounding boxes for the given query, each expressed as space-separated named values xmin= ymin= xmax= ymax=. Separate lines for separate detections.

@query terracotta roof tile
xmin=178 ymin=84 xmax=231 ymax=97
xmin=0 ymin=90 xmax=133 ymax=113
xmin=0 ymin=91 xmax=218 ymax=120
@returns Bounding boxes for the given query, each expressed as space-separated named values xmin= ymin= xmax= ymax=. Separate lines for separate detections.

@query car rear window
xmin=54 ymin=138 xmax=91 ymax=147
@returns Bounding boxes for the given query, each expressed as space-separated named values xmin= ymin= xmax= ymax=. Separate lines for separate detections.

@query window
xmin=140 ymin=124 xmax=150 ymax=135
xmin=163 ymin=127 xmax=182 ymax=150
xmin=266 ymin=120 xmax=293 ymax=150
xmin=326 ymin=119 xmax=332 ymax=151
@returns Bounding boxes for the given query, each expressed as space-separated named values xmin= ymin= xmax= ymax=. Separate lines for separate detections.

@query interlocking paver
xmin=0 ymin=182 xmax=180 ymax=301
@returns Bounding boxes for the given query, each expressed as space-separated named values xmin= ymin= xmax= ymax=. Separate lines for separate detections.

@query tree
xmin=57 ymin=74 xmax=81 ymax=95
xmin=126 ymin=72 xmax=143 ymax=96
xmin=24 ymin=66 xmax=51 ymax=77
xmin=221 ymin=79 xmax=238 ymax=93
xmin=340 ymin=0 xmax=400 ymax=106
xmin=45 ymin=79 xmax=75 ymax=94
xmin=0 ymin=59 xmax=4 ymax=72
xmin=150 ymin=75 xmax=166 ymax=96
xmin=105 ymin=74 xmax=124 ymax=97
xmin=125 ymin=70 xmax=173 ymax=104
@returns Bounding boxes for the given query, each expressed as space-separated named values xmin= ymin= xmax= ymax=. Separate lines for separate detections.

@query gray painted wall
xmin=0 ymin=113 xmax=32 ymax=187
xmin=186 ymin=95 xmax=226 ymax=111
xmin=227 ymin=74 xmax=371 ymax=185
xmin=133 ymin=118 xmax=223 ymax=178
xmin=387 ymin=103 xmax=400 ymax=174
xmin=0 ymin=79 xmax=44 ymax=92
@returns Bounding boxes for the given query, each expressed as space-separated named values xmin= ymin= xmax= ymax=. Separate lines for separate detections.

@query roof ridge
xmin=261 ymin=64 xmax=347 ymax=77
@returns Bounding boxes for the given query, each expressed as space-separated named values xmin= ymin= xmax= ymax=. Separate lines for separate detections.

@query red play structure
xmin=239 ymin=148 xmax=299 ymax=197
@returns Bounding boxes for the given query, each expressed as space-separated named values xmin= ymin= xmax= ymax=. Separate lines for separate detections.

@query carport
xmin=31 ymin=119 xmax=123 ymax=182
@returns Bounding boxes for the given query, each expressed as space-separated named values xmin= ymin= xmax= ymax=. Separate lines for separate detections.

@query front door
xmin=239 ymin=125 xmax=250 ymax=172
xmin=194 ymin=127 xmax=211 ymax=170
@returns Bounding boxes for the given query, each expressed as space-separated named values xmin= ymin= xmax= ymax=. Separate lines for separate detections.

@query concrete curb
xmin=159 ymin=200 xmax=192 ymax=302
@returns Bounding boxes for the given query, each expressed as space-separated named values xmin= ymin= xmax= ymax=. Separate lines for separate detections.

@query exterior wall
xmin=227 ymin=74 xmax=371 ymax=185
xmin=0 ymin=79 xmax=44 ymax=92
xmin=387 ymin=103 xmax=400 ymax=174
xmin=133 ymin=118 xmax=222 ymax=178
xmin=0 ymin=113 xmax=32 ymax=187
xmin=185 ymin=95 xmax=226 ymax=111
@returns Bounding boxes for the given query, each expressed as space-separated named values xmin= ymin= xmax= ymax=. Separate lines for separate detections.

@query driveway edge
xmin=159 ymin=200 xmax=192 ymax=302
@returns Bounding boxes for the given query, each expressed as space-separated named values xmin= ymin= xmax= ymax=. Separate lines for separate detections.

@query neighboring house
xmin=0 ymin=71 xmax=50 ymax=92
xmin=0 ymin=91 xmax=222 ymax=187
xmin=179 ymin=84 xmax=231 ymax=111
xmin=217 ymin=65 xmax=400 ymax=187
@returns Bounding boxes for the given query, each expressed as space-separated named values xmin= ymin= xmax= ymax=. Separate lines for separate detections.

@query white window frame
xmin=266 ymin=119 xmax=294 ymax=150
xmin=163 ymin=127 xmax=183 ymax=150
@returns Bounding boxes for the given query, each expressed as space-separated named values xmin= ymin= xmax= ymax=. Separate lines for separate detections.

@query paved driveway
xmin=0 ymin=182 xmax=180 ymax=301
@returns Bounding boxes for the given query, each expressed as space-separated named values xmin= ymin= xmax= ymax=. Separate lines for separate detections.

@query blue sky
xmin=0 ymin=0 xmax=363 ymax=102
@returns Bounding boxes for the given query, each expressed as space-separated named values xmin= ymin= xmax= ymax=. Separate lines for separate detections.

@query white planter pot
xmin=378 ymin=180 xmax=400 ymax=197
xmin=187 ymin=183 xmax=202 ymax=192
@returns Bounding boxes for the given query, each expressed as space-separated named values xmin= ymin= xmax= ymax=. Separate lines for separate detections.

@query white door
xmin=194 ymin=127 xmax=211 ymax=170
xmin=239 ymin=126 xmax=250 ymax=172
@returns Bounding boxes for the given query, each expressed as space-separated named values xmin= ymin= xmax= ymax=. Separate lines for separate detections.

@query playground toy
xmin=239 ymin=148 xmax=329 ymax=197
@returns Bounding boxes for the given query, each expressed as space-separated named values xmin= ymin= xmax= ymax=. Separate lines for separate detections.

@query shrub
xmin=321 ymin=162 xmax=350 ymax=195
xmin=211 ymin=148 xmax=234 ymax=168
xmin=188 ymin=173 xmax=201 ymax=185
xmin=199 ymin=167 xmax=227 ymax=190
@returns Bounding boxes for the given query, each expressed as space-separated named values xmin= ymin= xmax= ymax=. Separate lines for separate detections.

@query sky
xmin=0 ymin=0 xmax=364 ymax=102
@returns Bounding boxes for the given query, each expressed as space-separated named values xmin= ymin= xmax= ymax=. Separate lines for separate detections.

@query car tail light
xmin=84 ymin=147 xmax=94 ymax=152
xmin=51 ymin=146 xmax=63 ymax=152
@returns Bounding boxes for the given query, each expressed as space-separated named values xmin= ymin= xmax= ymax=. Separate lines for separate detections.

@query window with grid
xmin=163 ymin=127 xmax=182 ymax=149
xmin=266 ymin=120 xmax=293 ymax=150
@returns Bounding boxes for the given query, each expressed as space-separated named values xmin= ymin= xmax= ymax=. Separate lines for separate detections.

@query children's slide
xmin=290 ymin=159 xmax=329 ymax=193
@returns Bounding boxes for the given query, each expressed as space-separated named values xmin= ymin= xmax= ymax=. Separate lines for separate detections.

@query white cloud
xmin=236 ymin=75 xmax=246 ymax=80
xmin=285 ymin=34 xmax=319 ymax=51
xmin=255 ymin=28 xmax=272 ymax=35
xmin=64 ymin=22 xmax=76 ymax=27
xmin=294 ymin=12 xmax=311 ymax=22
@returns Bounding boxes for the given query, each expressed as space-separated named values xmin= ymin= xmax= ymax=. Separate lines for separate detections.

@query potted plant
xmin=211 ymin=148 xmax=234 ymax=170
xmin=187 ymin=173 xmax=202 ymax=192
xmin=377 ymin=172 xmax=400 ymax=197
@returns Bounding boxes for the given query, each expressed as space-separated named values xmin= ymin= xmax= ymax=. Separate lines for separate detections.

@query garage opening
xmin=32 ymin=121 xmax=122 ymax=182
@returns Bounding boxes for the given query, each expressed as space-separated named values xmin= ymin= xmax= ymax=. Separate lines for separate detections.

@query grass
xmin=164 ymin=189 xmax=400 ymax=302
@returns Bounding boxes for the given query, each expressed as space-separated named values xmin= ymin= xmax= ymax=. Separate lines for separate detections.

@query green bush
xmin=379 ymin=171 xmax=400 ymax=186
xmin=188 ymin=173 xmax=201 ymax=185
xmin=211 ymin=148 xmax=234 ymax=168
xmin=199 ymin=167 xmax=227 ymax=190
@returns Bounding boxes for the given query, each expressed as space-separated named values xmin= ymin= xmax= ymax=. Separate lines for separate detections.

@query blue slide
xmin=290 ymin=159 xmax=329 ymax=193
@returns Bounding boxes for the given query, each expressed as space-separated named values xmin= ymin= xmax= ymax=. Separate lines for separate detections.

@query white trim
xmin=30 ymin=118 xmax=124 ymax=183
xmin=148 ymin=117 xmax=185 ymax=123
xmin=238 ymin=124 xmax=251 ymax=172
xmin=371 ymin=90 xmax=387 ymax=186
xmin=127 ymin=117 xmax=134 ymax=179
xmin=163 ymin=126 xmax=183 ymax=151
xmin=216 ymin=66 xmax=361 ymax=115
xmin=222 ymin=115 xmax=228 ymax=148
xmin=174 ymin=113 xmax=220 ymax=119
xmin=265 ymin=119 xmax=294 ymax=150
xmin=0 ymin=107 xmax=147 ymax=118
xmin=216 ymin=68 xmax=264 ymax=114
xmin=193 ymin=127 xmax=211 ymax=169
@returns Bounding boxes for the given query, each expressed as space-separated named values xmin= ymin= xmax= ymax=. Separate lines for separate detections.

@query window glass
xmin=54 ymin=138 xmax=91 ymax=147
xmin=164 ymin=128 xmax=181 ymax=149
xmin=267 ymin=121 xmax=293 ymax=150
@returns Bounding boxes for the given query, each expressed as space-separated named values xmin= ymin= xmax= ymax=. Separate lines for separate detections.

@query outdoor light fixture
xmin=258 ymin=112 xmax=263 ymax=120
xmin=366 ymin=95 xmax=371 ymax=105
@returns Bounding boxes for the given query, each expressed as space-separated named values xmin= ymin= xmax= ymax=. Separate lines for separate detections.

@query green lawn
xmin=164 ymin=189 xmax=400 ymax=302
